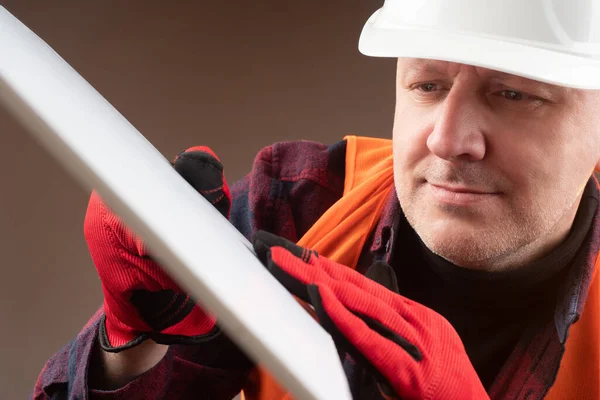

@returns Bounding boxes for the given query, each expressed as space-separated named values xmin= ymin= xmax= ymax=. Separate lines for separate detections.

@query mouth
xmin=427 ymin=182 xmax=500 ymax=206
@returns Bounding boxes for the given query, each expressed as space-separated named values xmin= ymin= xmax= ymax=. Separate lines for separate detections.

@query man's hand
xmin=85 ymin=146 xmax=231 ymax=352
xmin=253 ymin=231 xmax=490 ymax=400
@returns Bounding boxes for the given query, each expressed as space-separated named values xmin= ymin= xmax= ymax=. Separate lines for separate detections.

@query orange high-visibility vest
xmin=241 ymin=136 xmax=600 ymax=400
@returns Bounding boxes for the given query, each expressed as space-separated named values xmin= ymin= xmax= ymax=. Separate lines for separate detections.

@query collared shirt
xmin=32 ymin=138 xmax=600 ymax=400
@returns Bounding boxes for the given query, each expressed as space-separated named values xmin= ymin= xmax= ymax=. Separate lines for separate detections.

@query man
xmin=32 ymin=0 xmax=600 ymax=399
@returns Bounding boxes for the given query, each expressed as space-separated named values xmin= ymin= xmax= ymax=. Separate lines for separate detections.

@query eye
xmin=500 ymin=90 xmax=524 ymax=101
xmin=417 ymin=83 xmax=438 ymax=93
xmin=408 ymin=82 xmax=449 ymax=103
xmin=493 ymin=88 xmax=546 ymax=109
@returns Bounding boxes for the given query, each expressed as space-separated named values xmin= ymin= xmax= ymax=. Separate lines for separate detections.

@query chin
xmin=398 ymin=183 xmax=524 ymax=270
xmin=415 ymin=220 xmax=512 ymax=270
xmin=423 ymin=237 xmax=494 ymax=269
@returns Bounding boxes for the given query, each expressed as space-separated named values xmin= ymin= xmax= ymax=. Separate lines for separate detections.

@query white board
xmin=0 ymin=7 xmax=351 ymax=400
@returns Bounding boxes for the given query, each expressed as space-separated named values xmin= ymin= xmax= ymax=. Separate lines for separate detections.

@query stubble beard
xmin=396 ymin=179 xmax=569 ymax=271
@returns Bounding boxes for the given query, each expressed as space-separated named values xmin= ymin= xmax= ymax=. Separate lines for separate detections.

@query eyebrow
xmin=400 ymin=58 xmax=569 ymax=97
xmin=487 ymin=74 xmax=568 ymax=99
xmin=399 ymin=59 xmax=449 ymax=83
xmin=401 ymin=59 xmax=446 ymax=74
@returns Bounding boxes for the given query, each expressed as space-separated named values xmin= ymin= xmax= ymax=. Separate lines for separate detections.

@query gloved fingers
xmin=86 ymin=146 xmax=230 ymax=351
xmin=253 ymin=230 xmax=362 ymax=286
xmin=311 ymin=256 xmax=414 ymax=311
xmin=85 ymin=190 xmax=149 ymax=256
xmin=173 ymin=146 xmax=231 ymax=219
xmin=86 ymin=145 xmax=230 ymax=264
xmin=320 ymin=279 xmax=425 ymax=358
xmin=323 ymin=261 xmax=424 ymax=316
xmin=130 ymin=289 xmax=200 ymax=332
xmin=151 ymin=302 xmax=218 ymax=346
xmin=317 ymin=278 xmax=476 ymax=400
xmin=253 ymin=232 xmax=323 ymax=303
xmin=253 ymin=230 xmax=316 ymax=262
xmin=252 ymin=231 xmax=415 ymax=310
xmin=307 ymin=284 xmax=422 ymax=400
xmin=85 ymin=193 xmax=186 ymax=288
xmin=317 ymin=259 xmax=412 ymax=307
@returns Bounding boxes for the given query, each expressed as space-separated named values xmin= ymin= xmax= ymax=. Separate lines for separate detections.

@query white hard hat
xmin=358 ymin=0 xmax=600 ymax=89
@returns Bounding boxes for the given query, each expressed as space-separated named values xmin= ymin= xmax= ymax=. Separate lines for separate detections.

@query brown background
xmin=0 ymin=1 xmax=394 ymax=398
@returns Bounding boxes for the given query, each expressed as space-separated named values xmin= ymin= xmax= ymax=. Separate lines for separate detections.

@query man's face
xmin=393 ymin=58 xmax=600 ymax=271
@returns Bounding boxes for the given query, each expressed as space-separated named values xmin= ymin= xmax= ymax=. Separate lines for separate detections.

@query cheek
xmin=392 ymin=103 xmax=432 ymax=175
xmin=490 ymin=132 xmax=545 ymax=189
xmin=492 ymin=115 xmax=595 ymax=213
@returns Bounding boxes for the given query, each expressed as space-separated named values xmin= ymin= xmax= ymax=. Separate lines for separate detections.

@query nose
xmin=426 ymin=89 xmax=487 ymax=162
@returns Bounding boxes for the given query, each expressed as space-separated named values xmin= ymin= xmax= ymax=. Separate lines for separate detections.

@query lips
xmin=429 ymin=183 xmax=494 ymax=195
xmin=426 ymin=182 xmax=499 ymax=206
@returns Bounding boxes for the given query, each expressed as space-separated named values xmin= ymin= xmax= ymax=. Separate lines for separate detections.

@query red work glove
xmin=253 ymin=231 xmax=490 ymax=400
xmin=85 ymin=146 xmax=231 ymax=352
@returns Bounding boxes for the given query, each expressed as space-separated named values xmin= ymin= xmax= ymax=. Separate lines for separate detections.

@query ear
xmin=596 ymin=159 xmax=600 ymax=171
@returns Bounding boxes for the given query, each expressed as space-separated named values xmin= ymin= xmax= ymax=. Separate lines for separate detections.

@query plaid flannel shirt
xmin=31 ymin=138 xmax=600 ymax=400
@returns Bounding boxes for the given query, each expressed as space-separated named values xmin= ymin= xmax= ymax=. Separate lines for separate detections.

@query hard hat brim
xmin=358 ymin=10 xmax=600 ymax=90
